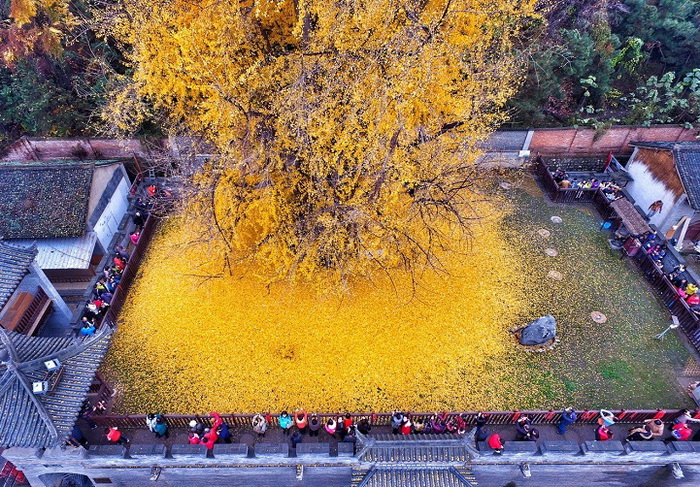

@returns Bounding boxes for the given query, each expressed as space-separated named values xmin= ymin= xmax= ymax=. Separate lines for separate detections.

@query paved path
xmin=78 ymin=418 xmax=679 ymax=449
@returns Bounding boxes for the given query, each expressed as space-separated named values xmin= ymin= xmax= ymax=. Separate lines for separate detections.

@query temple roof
xmin=0 ymin=164 xmax=93 ymax=239
xmin=0 ymin=325 xmax=112 ymax=448
xmin=0 ymin=241 xmax=37 ymax=311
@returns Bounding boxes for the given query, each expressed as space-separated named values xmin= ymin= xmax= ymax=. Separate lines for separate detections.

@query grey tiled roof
xmin=673 ymin=145 xmax=700 ymax=210
xmin=0 ymin=241 xmax=37 ymax=311
xmin=359 ymin=467 xmax=475 ymax=487
xmin=0 ymin=164 xmax=93 ymax=239
xmin=0 ymin=326 xmax=112 ymax=448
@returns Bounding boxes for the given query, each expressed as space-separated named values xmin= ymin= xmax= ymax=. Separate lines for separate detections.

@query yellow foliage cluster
xmin=106 ymin=0 xmax=539 ymax=284
xmin=104 ymin=196 xmax=531 ymax=413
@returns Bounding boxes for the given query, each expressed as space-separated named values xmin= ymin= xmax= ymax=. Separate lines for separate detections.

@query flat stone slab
xmin=87 ymin=445 xmax=126 ymax=458
xmin=338 ymin=442 xmax=355 ymax=456
xmin=296 ymin=443 xmax=330 ymax=455
xmin=212 ymin=443 xmax=248 ymax=457
xmin=540 ymin=441 xmax=582 ymax=455
xmin=254 ymin=443 xmax=289 ymax=456
xmin=582 ymin=441 xmax=626 ymax=456
xmin=625 ymin=441 xmax=669 ymax=456
xmin=170 ymin=444 xmax=208 ymax=457
xmin=665 ymin=441 xmax=700 ymax=461
xmin=477 ymin=441 xmax=537 ymax=455
xmin=129 ymin=444 xmax=166 ymax=457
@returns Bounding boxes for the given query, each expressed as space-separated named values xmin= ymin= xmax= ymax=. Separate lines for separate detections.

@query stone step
xmin=361 ymin=445 xmax=470 ymax=463
xmin=370 ymin=433 xmax=465 ymax=443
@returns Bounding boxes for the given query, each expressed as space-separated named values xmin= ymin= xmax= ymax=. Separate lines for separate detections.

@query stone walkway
xmin=77 ymin=418 xmax=682 ymax=450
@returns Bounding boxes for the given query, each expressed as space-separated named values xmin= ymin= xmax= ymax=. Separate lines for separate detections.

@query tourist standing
xmin=294 ymin=410 xmax=308 ymax=434
xmin=487 ymin=433 xmax=504 ymax=454
xmin=557 ymin=407 xmax=577 ymax=435
xmin=665 ymin=423 xmax=693 ymax=443
xmin=105 ymin=427 xmax=128 ymax=445
xmin=514 ymin=416 xmax=532 ymax=441
xmin=391 ymin=411 xmax=404 ymax=435
xmin=146 ymin=413 xmax=157 ymax=432
xmin=308 ymin=414 xmax=320 ymax=437
xmin=324 ymin=417 xmax=337 ymax=437
xmin=252 ymin=414 xmax=267 ymax=437
xmin=475 ymin=413 xmax=489 ymax=442
xmin=279 ymin=411 xmax=293 ymax=436
xmin=153 ymin=415 xmax=168 ymax=439
xmin=290 ymin=430 xmax=303 ymax=449
xmin=647 ymin=200 xmax=663 ymax=219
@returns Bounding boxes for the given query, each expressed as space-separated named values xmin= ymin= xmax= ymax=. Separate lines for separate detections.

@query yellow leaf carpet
xmin=103 ymin=197 xmax=536 ymax=413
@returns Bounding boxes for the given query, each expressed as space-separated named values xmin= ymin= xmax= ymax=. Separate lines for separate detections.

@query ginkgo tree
xmin=107 ymin=0 xmax=538 ymax=285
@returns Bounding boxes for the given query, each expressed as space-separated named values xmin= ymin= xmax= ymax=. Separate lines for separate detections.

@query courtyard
xmin=102 ymin=171 xmax=693 ymax=414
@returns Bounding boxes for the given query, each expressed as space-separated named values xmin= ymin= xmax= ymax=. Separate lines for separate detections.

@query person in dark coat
xmin=218 ymin=421 xmax=231 ymax=443
xmin=308 ymin=414 xmax=321 ymax=437
xmin=475 ymin=413 xmax=489 ymax=442
xmin=290 ymin=430 xmax=303 ymax=448
xmin=558 ymin=407 xmax=577 ymax=435
xmin=189 ymin=419 xmax=205 ymax=436
xmin=514 ymin=416 xmax=532 ymax=441
xmin=357 ymin=418 xmax=372 ymax=435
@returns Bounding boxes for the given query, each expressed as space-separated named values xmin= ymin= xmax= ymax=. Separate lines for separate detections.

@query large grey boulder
xmin=520 ymin=315 xmax=557 ymax=345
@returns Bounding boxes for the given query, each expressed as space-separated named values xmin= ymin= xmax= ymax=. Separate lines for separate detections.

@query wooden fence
xmin=89 ymin=408 xmax=684 ymax=429
xmin=99 ymin=214 xmax=158 ymax=329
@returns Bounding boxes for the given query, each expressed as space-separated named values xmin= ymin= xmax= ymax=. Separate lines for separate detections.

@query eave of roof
xmin=0 ymin=326 xmax=112 ymax=449
xmin=8 ymin=233 xmax=97 ymax=270
xmin=0 ymin=241 xmax=38 ymax=311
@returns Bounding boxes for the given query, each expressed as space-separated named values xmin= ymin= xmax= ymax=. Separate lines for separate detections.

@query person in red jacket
xmin=487 ymin=433 xmax=504 ymax=454
xmin=343 ymin=413 xmax=353 ymax=429
xmin=294 ymin=410 xmax=308 ymax=434
xmin=665 ymin=423 xmax=693 ymax=443
xmin=197 ymin=412 xmax=224 ymax=449
xmin=401 ymin=417 xmax=412 ymax=435
xmin=105 ymin=427 xmax=128 ymax=445
xmin=595 ymin=425 xmax=614 ymax=441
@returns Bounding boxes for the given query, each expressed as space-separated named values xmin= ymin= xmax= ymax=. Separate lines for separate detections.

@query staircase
xmin=358 ymin=433 xmax=471 ymax=463
xmin=349 ymin=465 xmax=477 ymax=486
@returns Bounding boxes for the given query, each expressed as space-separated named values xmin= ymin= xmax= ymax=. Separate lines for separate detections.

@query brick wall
xmin=530 ymin=126 xmax=700 ymax=155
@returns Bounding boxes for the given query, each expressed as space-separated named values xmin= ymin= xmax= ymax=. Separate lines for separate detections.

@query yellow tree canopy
xmin=109 ymin=0 xmax=537 ymax=285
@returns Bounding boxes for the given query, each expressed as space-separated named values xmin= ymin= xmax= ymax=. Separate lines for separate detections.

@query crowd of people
xmin=187 ymin=412 xmax=231 ymax=449
xmin=79 ymin=197 xmax=152 ymax=338
xmin=99 ymin=408 xmax=700 ymax=454
xmin=550 ymin=168 xmax=623 ymax=201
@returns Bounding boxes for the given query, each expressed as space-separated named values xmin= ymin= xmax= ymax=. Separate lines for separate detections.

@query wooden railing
xmin=99 ymin=214 xmax=158 ymax=329
xmin=89 ymin=408 xmax=683 ymax=429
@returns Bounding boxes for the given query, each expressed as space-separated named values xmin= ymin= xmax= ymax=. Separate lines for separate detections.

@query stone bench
xmin=296 ymin=443 xmax=330 ymax=455
xmin=581 ymin=441 xmax=626 ymax=457
xmin=338 ymin=441 xmax=356 ymax=457
xmin=86 ymin=445 xmax=127 ymax=459
xmin=128 ymin=444 xmax=166 ymax=459
xmin=667 ymin=441 xmax=700 ymax=461
xmin=624 ymin=441 xmax=669 ymax=457
xmin=170 ymin=444 xmax=209 ymax=458
xmin=477 ymin=441 xmax=538 ymax=457
xmin=252 ymin=443 xmax=289 ymax=458
xmin=539 ymin=440 xmax=582 ymax=456
xmin=212 ymin=443 xmax=248 ymax=458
